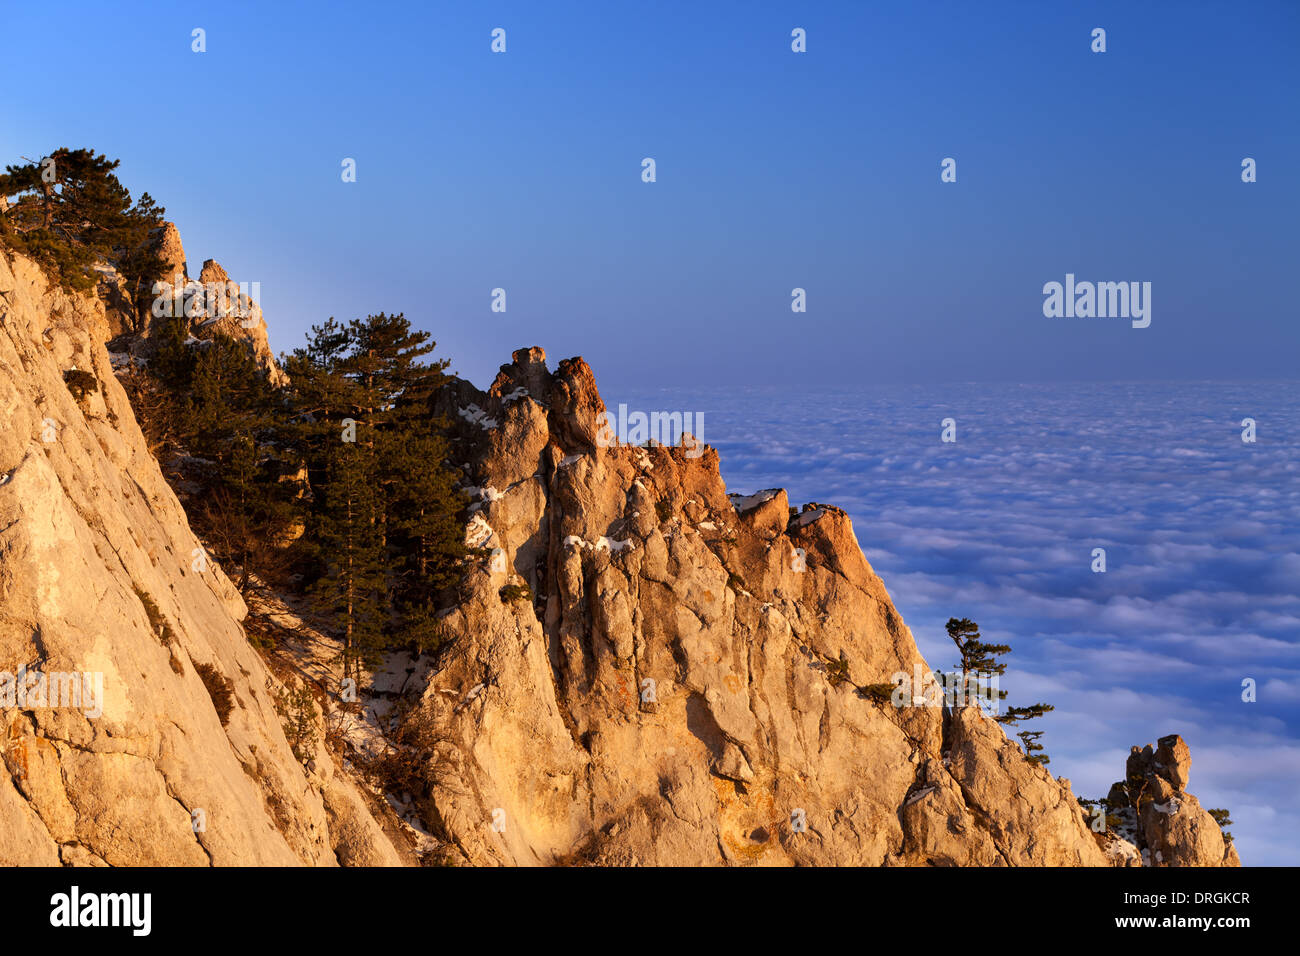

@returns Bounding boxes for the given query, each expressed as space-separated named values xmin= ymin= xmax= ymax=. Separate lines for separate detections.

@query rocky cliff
xmin=0 ymin=237 xmax=1238 ymax=866
xmin=411 ymin=348 xmax=1239 ymax=867
xmin=0 ymin=248 xmax=402 ymax=865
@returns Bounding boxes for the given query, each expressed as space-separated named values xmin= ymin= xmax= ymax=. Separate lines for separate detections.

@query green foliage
xmin=1208 ymin=807 xmax=1234 ymax=843
xmin=946 ymin=617 xmax=1011 ymax=714
xmin=861 ymin=682 xmax=896 ymax=704
xmin=499 ymin=582 xmax=532 ymax=605
xmin=947 ymin=617 xmax=1056 ymax=765
xmin=946 ymin=617 xmax=1009 ymax=684
xmin=997 ymin=702 xmax=1055 ymax=726
xmin=118 ymin=308 xmax=468 ymax=684
xmin=24 ymin=150 xmax=476 ymax=687
xmin=139 ymin=319 xmax=301 ymax=593
xmin=194 ymin=662 xmax=235 ymax=726
xmin=0 ymin=148 xmax=166 ymax=318
xmin=1017 ymin=729 xmax=1050 ymax=767
xmin=283 ymin=313 xmax=468 ymax=680
xmin=276 ymin=683 xmax=318 ymax=763
xmin=311 ymin=438 xmax=387 ymax=679
xmin=825 ymin=657 xmax=851 ymax=687
xmin=655 ymin=497 xmax=672 ymax=522
xmin=63 ymin=368 xmax=98 ymax=403
xmin=133 ymin=584 xmax=175 ymax=647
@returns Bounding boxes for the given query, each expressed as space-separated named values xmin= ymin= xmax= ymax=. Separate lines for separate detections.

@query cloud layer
xmin=613 ymin=380 xmax=1300 ymax=865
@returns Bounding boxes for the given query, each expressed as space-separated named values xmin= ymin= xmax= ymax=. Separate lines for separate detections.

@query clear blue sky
xmin=2 ymin=0 xmax=1296 ymax=388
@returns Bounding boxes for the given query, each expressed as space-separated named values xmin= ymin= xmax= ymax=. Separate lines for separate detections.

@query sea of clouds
xmin=611 ymin=380 xmax=1299 ymax=866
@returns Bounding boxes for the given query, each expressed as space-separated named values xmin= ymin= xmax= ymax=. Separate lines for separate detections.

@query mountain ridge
xmin=0 ymin=237 xmax=1239 ymax=866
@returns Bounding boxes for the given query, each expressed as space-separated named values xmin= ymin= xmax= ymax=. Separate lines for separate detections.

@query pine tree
xmin=0 ymin=148 xmax=166 ymax=312
xmin=1207 ymin=808 xmax=1234 ymax=843
xmin=1017 ymin=729 xmax=1050 ymax=767
xmin=338 ymin=314 xmax=465 ymax=650
xmin=998 ymin=702 xmax=1055 ymax=725
xmin=946 ymin=617 xmax=1010 ymax=710
xmin=947 ymin=617 xmax=1055 ymax=761
xmin=343 ymin=314 xmax=466 ymax=646
xmin=286 ymin=314 xmax=465 ymax=675
xmin=312 ymin=434 xmax=387 ymax=682
xmin=182 ymin=335 xmax=297 ymax=592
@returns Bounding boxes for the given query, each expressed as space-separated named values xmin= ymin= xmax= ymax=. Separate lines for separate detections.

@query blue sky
xmin=2 ymin=0 xmax=1296 ymax=388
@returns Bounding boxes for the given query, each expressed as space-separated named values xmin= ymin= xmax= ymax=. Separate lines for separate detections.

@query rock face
xmin=408 ymin=347 xmax=1235 ymax=867
xmin=0 ymin=248 xmax=398 ymax=865
xmin=1106 ymin=735 xmax=1240 ymax=867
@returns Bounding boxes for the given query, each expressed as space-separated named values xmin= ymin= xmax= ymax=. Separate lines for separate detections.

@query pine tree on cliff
xmin=135 ymin=319 xmax=299 ymax=592
xmin=1208 ymin=808 xmax=1234 ymax=843
xmin=947 ymin=616 xmax=1055 ymax=766
xmin=286 ymin=319 xmax=384 ymax=679
xmin=313 ymin=433 xmax=386 ymax=683
xmin=341 ymin=313 xmax=465 ymax=649
xmin=286 ymin=315 xmax=465 ymax=672
xmin=998 ymin=702 xmax=1055 ymax=725
xmin=0 ymin=148 xmax=166 ymax=316
xmin=1017 ymin=730 xmax=1050 ymax=767
xmin=946 ymin=617 xmax=1009 ymax=710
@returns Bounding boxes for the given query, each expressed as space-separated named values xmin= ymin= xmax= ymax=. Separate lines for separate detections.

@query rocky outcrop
xmin=122 ymin=222 xmax=285 ymax=386
xmin=0 ymin=248 xmax=397 ymax=865
xmin=1105 ymin=735 xmax=1240 ymax=867
xmin=405 ymin=347 xmax=1232 ymax=867
xmin=154 ymin=221 xmax=188 ymax=286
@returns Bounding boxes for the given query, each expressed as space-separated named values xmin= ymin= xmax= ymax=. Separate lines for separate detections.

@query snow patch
xmin=729 ymin=489 xmax=779 ymax=512
xmin=464 ymin=513 xmax=496 ymax=549
xmin=458 ymin=404 xmax=499 ymax=429
xmin=564 ymin=534 xmax=635 ymax=554
xmin=795 ymin=508 xmax=827 ymax=527
xmin=463 ymin=485 xmax=505 ymax=503
xmin=904 ymin=786 xmax=937 ymax=807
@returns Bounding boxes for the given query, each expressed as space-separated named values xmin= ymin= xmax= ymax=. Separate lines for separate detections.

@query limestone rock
xmin=152 ymin=221 xmax=188 ymax=285
xmin=1104 ymin=733 xmax=1237 ymax=866
xmin=1154 ymin=733 xmax=1192 ymax=790
xmin=0 ymin=247 xmax=398 ymax=866
xmin=405 ymin=347 xmax=1228 ymax=867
